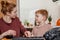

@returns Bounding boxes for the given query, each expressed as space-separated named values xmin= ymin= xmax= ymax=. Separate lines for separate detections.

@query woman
xmin=0 ymin=1 xmax=31 ymax=39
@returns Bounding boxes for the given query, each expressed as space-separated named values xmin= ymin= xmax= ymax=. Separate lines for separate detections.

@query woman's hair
xmin=35 ymin=9 xmax=48 ymax=20
xmin=1 ymin=1 xmax=16 ymax=15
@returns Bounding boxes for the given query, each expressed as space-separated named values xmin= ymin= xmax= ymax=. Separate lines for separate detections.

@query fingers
xmin=1 ymin=30 xmax=16 ymax=37
xmin=24 ymin=31 xmax=32 ymax=37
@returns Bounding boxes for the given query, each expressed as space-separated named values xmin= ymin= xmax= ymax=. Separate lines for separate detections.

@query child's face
xmin=35 ymin=13 xmax=44 ymax=23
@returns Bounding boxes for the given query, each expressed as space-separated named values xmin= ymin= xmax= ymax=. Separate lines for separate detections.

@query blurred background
xmin=0 ymin=0 xmax=60 ymax=28
xmin=20 ymin=0 xmax=60 ymax=27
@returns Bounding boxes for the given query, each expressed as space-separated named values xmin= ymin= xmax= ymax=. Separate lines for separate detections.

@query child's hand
xmin=24 ymin=31 xmax=32 ymax=37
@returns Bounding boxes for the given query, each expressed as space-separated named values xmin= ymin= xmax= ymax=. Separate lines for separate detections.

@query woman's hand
xmin=24 ymin=31 xmax=32 ymax=37
xmin=0 ymin=30 xmax=16 ymax=39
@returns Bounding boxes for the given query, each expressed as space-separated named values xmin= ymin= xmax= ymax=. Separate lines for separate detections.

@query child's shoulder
xmin=45 ymin=24 xmax=52 ymax=29
xmin=45 ymin=24 xmax=51 ymax=26
xmin=32 ymin=26 xmax=39 ymax=29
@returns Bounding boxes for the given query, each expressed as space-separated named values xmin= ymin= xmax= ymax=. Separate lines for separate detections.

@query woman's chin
xmin=12 ymin=17 xmax=16 ymax=18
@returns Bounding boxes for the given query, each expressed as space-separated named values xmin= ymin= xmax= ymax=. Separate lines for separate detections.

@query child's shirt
xmin=32 ymin=24 xmax=52 ymax=37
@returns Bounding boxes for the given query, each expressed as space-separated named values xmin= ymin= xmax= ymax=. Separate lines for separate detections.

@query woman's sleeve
xmin=19 ymin=21 xmax=27 ymax=35
xmin=0 ymin=25 xmax=1 ymax=35
xmin=17 ymin=18 xmax=27 ymax=35
xmin=0 ymin=21 xmax=1 ymax=34
xmin=0 ymin=29 xmax=1 ymax=34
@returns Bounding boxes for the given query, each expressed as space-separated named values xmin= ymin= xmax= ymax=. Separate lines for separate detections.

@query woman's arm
xmin=17 ymin=18 xmax=32 ymax=37
xmin=0 ymin=30 xmax=16 ymax=39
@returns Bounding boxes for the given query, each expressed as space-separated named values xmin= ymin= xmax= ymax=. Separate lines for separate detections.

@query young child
xmin=32 ymin=9 xmax=52 ymax=37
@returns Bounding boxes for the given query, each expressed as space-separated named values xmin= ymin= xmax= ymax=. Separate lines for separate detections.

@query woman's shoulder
xmin=0 ymin=18 xmax=3 ymax=22
xmin=0 ymin=18 xmax=4 ymax=26
xmin=14 ymin=17 xmax=21 ymax=23
xmin=15 ymin=17 xmax=20 ymax=20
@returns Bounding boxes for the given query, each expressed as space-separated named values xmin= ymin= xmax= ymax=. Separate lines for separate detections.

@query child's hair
xmin=1 ymin=1 xmax=16 ymax=15
xmin=35 ymin=9 xmax=48 ymax=20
